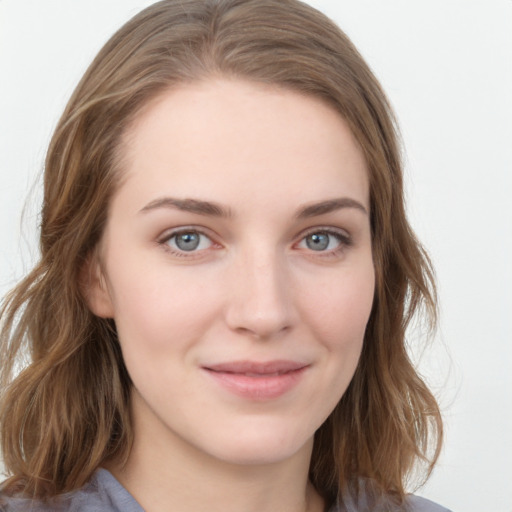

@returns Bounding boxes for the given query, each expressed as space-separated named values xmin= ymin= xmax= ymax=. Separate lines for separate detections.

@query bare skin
xmin=88 ymin=79 xmax=374 ymax=512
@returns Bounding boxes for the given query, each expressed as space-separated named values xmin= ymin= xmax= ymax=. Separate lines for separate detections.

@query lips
xmin=202 ymin=360 xmax=308 ymax=400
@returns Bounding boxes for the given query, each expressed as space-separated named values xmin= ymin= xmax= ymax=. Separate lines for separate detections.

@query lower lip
xmin=203 ymin=367 xmax=307 ymax=400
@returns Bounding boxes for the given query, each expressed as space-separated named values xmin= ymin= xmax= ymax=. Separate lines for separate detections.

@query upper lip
xmin=203 ymin=360 xmax=308 ymax=375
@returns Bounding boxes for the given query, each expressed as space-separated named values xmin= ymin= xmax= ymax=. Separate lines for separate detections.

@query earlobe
xmin=80 ymin=251 xmax=115 ymax=319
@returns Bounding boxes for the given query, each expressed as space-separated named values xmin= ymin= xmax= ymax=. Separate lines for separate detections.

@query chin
xmin=194 ymin=421 xmax=315 ymax=467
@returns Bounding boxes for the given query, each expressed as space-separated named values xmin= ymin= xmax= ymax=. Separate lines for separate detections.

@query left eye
xmin=166 ymin=231 xmax=213 ymax=252
xmin=297 ymin=231 xmax=344 ymax=252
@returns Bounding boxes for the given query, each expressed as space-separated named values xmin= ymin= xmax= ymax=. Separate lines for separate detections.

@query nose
xmin=224 ymin=250 xmax=296 ymax=340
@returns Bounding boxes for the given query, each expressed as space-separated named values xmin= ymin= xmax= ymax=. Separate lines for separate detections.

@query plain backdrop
xmin=1 ymin=1 xmax=511 ymax=511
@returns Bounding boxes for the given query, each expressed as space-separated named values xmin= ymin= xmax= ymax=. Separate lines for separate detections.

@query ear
xmin=80 ymin=250 xmax=115 ymax=319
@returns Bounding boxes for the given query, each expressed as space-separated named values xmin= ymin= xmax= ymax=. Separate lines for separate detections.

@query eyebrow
xmin=139 ymin=196 xmax=367 ymax=218
xmin=139 ymin=197 xmax=232 ymax=217
xmin=296 ymin=197 xmax=368 ymax=218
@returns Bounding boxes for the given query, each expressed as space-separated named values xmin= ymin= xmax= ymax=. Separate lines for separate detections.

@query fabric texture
xmin=0 ymin=469 xmax=451 ymax=512
xmin=0 ymin=470 xmax=143 ymax=512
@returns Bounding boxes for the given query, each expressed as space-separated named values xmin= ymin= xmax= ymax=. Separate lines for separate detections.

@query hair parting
xmin=1 ymin=0 xmax=442 ymax=504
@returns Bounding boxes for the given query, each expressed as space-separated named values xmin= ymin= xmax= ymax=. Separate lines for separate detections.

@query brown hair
xmin=0 ymin=0 xmax=442 ymax=504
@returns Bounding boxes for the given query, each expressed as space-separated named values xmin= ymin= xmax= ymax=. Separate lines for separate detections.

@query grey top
xmin=0 ymin=469 xmax=451 ymax=512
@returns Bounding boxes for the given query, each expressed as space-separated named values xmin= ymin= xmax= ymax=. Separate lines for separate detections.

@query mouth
xmin=202 ymin=360 xmax=309 ymax=400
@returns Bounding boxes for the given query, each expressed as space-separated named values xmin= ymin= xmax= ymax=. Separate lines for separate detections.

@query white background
xmin=1 ymin=1 xmax=511 ymax=511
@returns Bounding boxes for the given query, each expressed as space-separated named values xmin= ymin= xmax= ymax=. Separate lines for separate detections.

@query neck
xmin=108 ymin=392 xmax=325 ymax=512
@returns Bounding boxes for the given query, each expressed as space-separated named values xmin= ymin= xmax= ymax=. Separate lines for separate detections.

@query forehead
xmin=115 ymin=78 xmax=369 ymax=214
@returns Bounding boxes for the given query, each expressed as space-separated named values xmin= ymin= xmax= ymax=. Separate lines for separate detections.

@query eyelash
xmin=157 ymin=226 xmax=352 ymax=258
xmin=295 ymin=227 xmax=352 ymax=257
xmin=158 ymin=227 xmax=217 ymax=258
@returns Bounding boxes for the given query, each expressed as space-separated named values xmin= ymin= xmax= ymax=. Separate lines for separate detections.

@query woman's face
xmin=89 ymin=79 xmax=374 ymax=467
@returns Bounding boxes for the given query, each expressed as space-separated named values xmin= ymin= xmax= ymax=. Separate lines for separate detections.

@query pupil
xmin=307 ymin=233 xmax=329 ymax=251
xmin=176 ymin=232 xmax=200 ymax=251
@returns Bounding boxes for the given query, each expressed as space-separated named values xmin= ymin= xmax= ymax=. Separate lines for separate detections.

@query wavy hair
xmin=0 ymin=0 xmax=442 ymax=504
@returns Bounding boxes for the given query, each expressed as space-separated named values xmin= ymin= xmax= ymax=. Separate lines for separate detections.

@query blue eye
xmin=298 ymin=230 xmax=348 ymax=252
xmin=305 ymin=232 xmax=330 ymax=251
xmin=166 ymin=231 xmax=212 ymax=252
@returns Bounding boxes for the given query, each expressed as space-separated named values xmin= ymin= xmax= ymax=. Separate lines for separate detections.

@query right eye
xmin=162 ymin=230 xmax=213 ymax=253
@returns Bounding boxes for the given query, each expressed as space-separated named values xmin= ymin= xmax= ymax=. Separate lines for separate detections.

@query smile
xmin=202 ymin=360 xmax=309 ymax=400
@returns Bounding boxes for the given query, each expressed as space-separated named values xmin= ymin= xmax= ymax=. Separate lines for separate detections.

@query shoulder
xmin=0 ymin=469 xmax=143 ymax=512
xmin=405 ymin=494 xmax=452 ymax=512
xmin=327 ymin=491 xmax=452 ymax=512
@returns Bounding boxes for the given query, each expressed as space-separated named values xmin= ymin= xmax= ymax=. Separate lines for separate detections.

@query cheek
xmin=107 ymin=260 xmax=223 ymax=355
xmin=293 ymin=263 xmax=374 ymax=428
xmin=300 ymin=263 xmax=375 ymax=350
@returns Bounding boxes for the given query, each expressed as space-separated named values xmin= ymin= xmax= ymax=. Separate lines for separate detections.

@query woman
xmin=0 ymin=1 xmax=449 ymax=510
